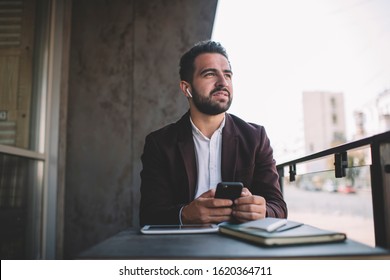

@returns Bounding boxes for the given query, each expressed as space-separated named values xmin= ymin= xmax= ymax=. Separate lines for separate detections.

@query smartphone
xmin=215 ymin=182 xmax=243 ymax=201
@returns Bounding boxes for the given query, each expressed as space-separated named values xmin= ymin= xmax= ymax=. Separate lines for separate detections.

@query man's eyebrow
xmin=200 ymin=68 xmax=233 ymax=75
xmin=200 ymin=68 xmax=217 ymax=75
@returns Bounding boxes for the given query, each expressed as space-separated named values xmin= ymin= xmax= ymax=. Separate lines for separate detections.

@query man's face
xmin=190 ymin=53 xmax=233 ymax=115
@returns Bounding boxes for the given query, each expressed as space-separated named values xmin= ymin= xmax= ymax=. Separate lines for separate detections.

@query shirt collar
xmin=190 ymin=115 xmax=226 ymax=139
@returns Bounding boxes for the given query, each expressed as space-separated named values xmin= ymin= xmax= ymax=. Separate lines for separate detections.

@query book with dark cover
xmin=219 ymin=219 xmax=346 ymax=246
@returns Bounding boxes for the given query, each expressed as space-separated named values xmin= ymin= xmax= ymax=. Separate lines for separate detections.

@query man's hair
xmin=179 ymin=40 xmax=230 ymax=83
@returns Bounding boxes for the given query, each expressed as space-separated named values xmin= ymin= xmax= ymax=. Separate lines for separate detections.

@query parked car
xmin=338 ymin=185 xmax=356 ymax=194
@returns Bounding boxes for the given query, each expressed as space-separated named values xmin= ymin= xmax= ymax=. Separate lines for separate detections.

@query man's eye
xmin=204 ymin=72 xmax=215 ymax=77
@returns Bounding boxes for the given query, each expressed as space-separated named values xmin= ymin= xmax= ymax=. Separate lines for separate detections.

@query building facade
xmin=353 ymin=89 xmax=390 ymax=139
xmin=302 ymin=91 xmax=346 ymax=173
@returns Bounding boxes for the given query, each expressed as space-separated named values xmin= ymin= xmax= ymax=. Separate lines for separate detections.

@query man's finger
xmin=202 ymin=197 xmax=233 ymax=208
xmin=199 ymin=188 xmax=216 ymax=198
xmin=235 ymin=194 xmax=265 ymax=205
xmin=241 ymin=187 xmax=252 ymax=197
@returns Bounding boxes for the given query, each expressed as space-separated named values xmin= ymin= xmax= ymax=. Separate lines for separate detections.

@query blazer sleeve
xmin=251 ymin=126 xmax=288 ymax=218
xmin=139 ymin=133 xmax=185 ymax=226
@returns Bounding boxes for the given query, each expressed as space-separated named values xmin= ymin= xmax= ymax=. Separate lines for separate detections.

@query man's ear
xmin=180 ymin=81 xmax=192 ymax=98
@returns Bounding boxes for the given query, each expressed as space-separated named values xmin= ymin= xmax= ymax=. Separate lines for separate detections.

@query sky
xmin=212 ymin=0 xmax=390 ymax=162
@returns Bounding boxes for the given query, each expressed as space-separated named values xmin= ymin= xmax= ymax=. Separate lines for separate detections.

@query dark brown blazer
xmin=139 ymin=112 xmax=287 ymax=225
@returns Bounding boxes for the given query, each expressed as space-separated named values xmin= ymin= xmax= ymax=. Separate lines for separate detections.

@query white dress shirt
xmin=190 ymin=116 xmax=225 ymax=198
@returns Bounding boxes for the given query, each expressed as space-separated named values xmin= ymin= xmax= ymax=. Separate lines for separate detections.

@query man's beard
xmin=191 ymin=87 xmax=232 ymax=115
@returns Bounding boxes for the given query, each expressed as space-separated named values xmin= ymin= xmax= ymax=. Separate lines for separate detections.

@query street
xmin=283 ymin=185 xmax=375 ymax=247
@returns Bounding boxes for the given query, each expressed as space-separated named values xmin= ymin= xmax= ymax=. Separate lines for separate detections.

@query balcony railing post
xmin=277 ymin=167 xmax=284 ymax=193
xmin=289 ymin=164 xmax=296 ymax=182
xmin=335 ymin=152 xmax=347 ymax=178
xmin=370 ymin=141 xmax=390 ymax=249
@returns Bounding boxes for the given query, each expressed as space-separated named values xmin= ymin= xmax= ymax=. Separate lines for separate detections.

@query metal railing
xmin=277 ymin=130 xmax=390 ymax=249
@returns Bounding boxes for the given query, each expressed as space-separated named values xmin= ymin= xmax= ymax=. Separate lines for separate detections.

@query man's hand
xmin=181 ymin=189 xmax=233 ymax=224
xmin=232 ymin=188 xmax=266 ymax=222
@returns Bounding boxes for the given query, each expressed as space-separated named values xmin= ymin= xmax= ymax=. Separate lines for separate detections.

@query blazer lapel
xmin=177 ymin=113 xmax=197 ymax=200
xmin=221 ymin=114 xmax=238 ymax=181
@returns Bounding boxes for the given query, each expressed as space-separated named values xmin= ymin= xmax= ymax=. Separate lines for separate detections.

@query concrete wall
xmin=64 ymin=0 xmax=218 ymax=258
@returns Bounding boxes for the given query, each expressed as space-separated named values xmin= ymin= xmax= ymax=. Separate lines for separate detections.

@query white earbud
xmin=186 ymin=88 xmax=193 ymax=98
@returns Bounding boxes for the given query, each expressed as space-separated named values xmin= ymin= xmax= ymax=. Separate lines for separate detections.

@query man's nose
xmin=215 ymin=73 xmax=229 ymax=87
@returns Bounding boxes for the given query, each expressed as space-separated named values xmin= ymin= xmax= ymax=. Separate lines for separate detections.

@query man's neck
xmin=190 ymin=110 xmax=225 ymax=138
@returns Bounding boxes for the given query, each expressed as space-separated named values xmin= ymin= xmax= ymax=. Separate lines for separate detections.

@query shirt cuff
xmin=179 ymin=205 xmax=185 ymax=225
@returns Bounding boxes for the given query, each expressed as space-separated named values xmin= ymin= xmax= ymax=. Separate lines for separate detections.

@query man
xmin=140 ymin=40 xmax=287 ymax=226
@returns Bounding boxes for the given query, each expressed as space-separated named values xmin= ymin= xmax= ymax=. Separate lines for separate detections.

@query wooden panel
xmin=0 ymin=53 xmax=20 ymax=147
xmin=0 ymin=0 xmax=23 ymax=47
xmin=0 ymin=55 xmax=19 ymax=109
xmin=0 ymin=0 xmax=35 ymax=149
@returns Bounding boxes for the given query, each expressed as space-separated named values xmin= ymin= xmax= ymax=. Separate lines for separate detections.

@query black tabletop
xmin=78 ymin=229 xmax=390 ymax=259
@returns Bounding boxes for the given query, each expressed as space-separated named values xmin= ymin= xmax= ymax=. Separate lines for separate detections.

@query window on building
xmin=332 ymin=113 xmax=338 ymax=124
xmin=0 ymin=0 xmax=52 ymax=259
